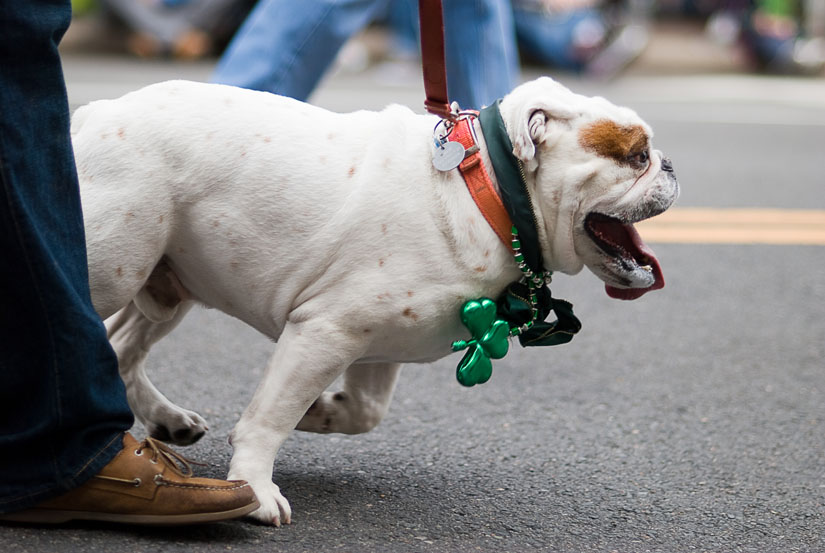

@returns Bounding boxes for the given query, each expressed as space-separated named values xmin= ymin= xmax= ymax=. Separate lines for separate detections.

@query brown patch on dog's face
xmin=578 ymin=120 xmax=649 ymax=165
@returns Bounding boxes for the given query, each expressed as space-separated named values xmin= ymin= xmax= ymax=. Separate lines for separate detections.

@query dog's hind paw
xmin=296 ymin=390 xmax=383 ymax=435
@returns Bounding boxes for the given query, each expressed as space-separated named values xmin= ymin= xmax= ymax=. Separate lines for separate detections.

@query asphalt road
xmin=2 ymin=53 xmax=824 ymax=552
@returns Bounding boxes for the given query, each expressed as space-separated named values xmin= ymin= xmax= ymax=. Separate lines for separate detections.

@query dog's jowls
xmin=72 ymin=77 xmax=679 ymax=525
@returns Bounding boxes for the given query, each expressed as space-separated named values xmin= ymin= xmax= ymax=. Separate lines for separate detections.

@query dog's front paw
xmin=239 ymin=478 xmax=292 ymax=526
xmin=145 ymin=404 xmax=209 ymax=446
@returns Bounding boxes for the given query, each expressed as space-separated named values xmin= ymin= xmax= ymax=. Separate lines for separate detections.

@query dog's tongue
xmin=604 ymin=222 xmax=665 ymax=301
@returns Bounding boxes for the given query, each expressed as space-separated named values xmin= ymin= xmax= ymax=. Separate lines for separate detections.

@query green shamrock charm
xmin=451 ymin=298 xmax=511 ymax=386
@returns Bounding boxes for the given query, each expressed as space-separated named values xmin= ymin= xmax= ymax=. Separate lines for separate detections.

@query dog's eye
xmin=629 ymin=150 xmax=649 ymax=167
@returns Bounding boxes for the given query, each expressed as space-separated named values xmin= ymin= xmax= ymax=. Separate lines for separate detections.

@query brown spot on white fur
xmin=578 ymin=120 xmax=648 ymax=163
xmin=402 ymin=307 xmax=419 ymax=321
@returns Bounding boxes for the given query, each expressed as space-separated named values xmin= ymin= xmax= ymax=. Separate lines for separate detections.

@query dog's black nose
xmin=661 ymin=158 xmax=674 ymax=172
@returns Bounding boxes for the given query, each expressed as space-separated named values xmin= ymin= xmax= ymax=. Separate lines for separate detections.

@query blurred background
xmin=63 ymin=0 xmax=825 ymax=79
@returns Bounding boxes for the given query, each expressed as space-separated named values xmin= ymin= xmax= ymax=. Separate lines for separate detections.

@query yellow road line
xmin=637 ymin=208 xmax=825 ymax=245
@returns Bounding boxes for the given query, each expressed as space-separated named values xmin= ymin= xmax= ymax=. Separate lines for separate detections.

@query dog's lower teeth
xmin=641 ymin=265 xmax=653 ymax=272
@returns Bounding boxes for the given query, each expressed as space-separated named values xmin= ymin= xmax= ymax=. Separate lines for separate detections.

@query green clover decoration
xmin=451 ymin=298 xmax=511 ymax=387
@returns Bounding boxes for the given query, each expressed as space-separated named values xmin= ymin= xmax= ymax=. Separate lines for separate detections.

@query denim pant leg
xmin=212 ymin=0 xmax=389 ymax=101
xmin=386 ymin=0 xmax=518 ymax=110
xmin=443 ymin=0 xmax=519 ymax=110
xmin=514 ymin=7 xmax=601 ymax=72
xmin=0 ymin=0 xmax=134 ymax=513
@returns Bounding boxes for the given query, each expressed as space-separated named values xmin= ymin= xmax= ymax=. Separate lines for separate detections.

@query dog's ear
xmin=512 ymin=101 xmax=577 ymax=163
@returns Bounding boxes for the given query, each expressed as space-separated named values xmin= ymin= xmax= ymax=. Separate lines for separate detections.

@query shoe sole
xmin=0 ymin=498 xmax=260 ymax=526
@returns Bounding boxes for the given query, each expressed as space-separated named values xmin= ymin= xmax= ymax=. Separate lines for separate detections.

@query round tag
xmin=432 ymin=141 xmax=465 ymax=172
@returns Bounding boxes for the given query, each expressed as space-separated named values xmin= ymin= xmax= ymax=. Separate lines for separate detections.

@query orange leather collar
xmin=449 ymin=116 xmax=514 ymax=251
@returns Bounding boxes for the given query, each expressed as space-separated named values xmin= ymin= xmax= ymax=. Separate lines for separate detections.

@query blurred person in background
xmin=513 ymin=0 xmax=655 ymax=77
xmin=512 ymin=0 xmax=612 ymax=72
xmin=704 ymin=0 xmax=825 ymax=74
xmin=388 ymin=0 xmax=653 ymax=77
xmin=211 ymin=0 xmax=519 ymax=110
xmin=94 ymin=0 xmax=254 ymax=59
xmin=741 ymin=0 xmax=825 ymax=73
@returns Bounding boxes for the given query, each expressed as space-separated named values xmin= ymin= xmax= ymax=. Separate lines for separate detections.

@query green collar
xmin=478 ymin=100 xmax=545 ymax=277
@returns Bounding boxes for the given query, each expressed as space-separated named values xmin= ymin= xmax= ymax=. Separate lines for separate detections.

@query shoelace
xmin=95 ymin=436 xmax=206 ymax=486
xmin=136 ymin=436 xmax=205 ymax=477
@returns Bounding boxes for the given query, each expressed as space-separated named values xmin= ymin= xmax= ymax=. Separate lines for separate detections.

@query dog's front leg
xmin=227 ymin=319 xmax=365 ymax=526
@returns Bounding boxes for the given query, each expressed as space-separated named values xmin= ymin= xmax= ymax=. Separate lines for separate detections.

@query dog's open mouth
xmin=584 ymin=212 xmax=664 ymax=300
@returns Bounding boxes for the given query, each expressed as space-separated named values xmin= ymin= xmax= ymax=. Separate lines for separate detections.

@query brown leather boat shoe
xmin=1 ymin=433 xmax=259 ymax=525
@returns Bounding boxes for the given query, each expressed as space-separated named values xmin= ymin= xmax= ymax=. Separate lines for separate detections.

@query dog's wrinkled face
xmin=574 ymin=119 xmax=678 ymax=299
xmin=501 ymin=77 xmax=680 ymax=300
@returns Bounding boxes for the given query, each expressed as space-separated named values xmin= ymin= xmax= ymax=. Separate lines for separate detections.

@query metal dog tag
xmin=432 ymin=141 xmax=465 ymax=172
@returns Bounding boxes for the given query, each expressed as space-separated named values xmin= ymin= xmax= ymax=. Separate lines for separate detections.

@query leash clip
xmin=431 ymin=103 xmax=481 ymax=172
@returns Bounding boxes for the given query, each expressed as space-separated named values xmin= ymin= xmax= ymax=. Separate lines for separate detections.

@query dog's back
xmin=71 ymin=80 xmax=455 ymax=331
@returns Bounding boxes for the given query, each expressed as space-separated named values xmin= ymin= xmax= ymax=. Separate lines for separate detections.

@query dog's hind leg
xmin=106 ymin=276 xmax=208 ymax=446
xmin=296 ymin=362 xmax=401 ymax=434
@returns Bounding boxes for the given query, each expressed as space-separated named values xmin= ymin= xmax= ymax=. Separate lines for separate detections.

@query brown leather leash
xmin=419 ymin=0 xmax=513 ymax=249
xmin=418 ymin=0 xmax=454 ymax=120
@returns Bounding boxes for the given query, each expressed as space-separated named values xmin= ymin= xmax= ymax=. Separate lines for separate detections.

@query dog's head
xmin=498 ymin=77 xmax=679 ymax=300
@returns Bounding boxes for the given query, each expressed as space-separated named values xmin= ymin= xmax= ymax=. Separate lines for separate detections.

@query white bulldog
xmin=72 ymin=77 xmax=679 ymax=525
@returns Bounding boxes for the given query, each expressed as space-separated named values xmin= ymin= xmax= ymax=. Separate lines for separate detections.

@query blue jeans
xmin=514 ymin=6 xmax=604 ymax=72
xmin=0 ymin=0 xmax=134 ymax=513
xmin=211 ymin=0 xmax=518 ymax=110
